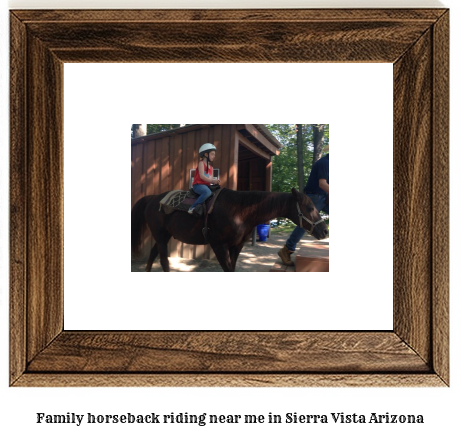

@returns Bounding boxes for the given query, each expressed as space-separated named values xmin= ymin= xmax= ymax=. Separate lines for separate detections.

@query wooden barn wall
xmin=237 ymin=158 xmax=267 ymax=192
xmin=131 ymin=125 xmax=239 ymax=261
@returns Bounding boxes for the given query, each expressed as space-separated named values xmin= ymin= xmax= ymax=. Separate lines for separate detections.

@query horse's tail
xmin=131 ymin=196 xmax=150 ymax=257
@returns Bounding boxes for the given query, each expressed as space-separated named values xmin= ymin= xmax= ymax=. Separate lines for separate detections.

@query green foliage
xmin=266 ymin=124 xmax=329 ymax=194
xmin=269 ymin=124 xmax=306 ymax=193
xmin=312 ymin=124 xmax=330 ymax=144
xmin=146 ymin=124 xmax=184 ymax=135
xmin=270 ymin=219 xmax=297 ymax=233
xmin=265 ymin=124 xmax=329 ymax=227
xmin=131 ymin=124 xmax=191 ymax=138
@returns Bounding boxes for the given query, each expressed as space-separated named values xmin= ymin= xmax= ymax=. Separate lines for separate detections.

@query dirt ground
xmin=131 ymin=230 xmax=329 ymax=272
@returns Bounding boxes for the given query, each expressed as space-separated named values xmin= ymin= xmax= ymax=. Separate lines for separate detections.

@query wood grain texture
xmin=13 ymin=374 xmax=446 ymax=388
xmin=393 ymin=29 xmax=432 ymax=364
xmin=12 ymin=9 xmax=447 ymax=23
xmin=432 ymin=11 xmax=450 ymax=385
xmin=27 ymin=332 xmax=429 ymax=373
xmin=13 ymin=9 xmax=447 ymax=64
xmin=9 ymin=9 xmax=449 ymax=387
xmin=9 ymin=13 xmax=27 ymax=385
xmin=25 ymin=21 xmax=434 ymax=63
xmin=26 ymin=34 xmax=64 ymax=362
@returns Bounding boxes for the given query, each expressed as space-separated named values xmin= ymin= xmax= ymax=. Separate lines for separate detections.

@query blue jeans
xmin=286 ymin=193 xmax=329 ymax=251
xmin=191 ymin=184 xmax=212 ymax=208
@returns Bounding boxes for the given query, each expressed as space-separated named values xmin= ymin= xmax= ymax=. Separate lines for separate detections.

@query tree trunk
xmin=312 ymin=124 xmax=325 ymax=164
xmin=296 ymin=124 xmax=304 ymax=191
xmin=132 ymin=124 xmax=146 ymax=138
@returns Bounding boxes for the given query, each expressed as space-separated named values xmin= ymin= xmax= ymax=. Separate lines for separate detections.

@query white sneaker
xmin=188 ymin=207 xmax=195 ymax=214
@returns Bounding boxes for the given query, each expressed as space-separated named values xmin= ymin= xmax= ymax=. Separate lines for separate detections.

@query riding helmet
xmin=199 ymin=143 xmax=216 ymax=157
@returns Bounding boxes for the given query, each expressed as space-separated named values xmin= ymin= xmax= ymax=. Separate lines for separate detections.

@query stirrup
xmin=202 ymin=227 xmax=210 ymax=241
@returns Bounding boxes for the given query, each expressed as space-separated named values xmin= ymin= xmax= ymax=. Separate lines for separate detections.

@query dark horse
xmin=131 ymin=188 xmax=328 ymax=272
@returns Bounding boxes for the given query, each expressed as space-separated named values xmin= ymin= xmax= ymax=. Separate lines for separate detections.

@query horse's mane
xmin=220 ymin=188 xmax=292 ymax=214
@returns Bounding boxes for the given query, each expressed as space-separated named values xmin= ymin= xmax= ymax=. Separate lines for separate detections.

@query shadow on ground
xmin=132 ymin=230 xmax=329 ymax=272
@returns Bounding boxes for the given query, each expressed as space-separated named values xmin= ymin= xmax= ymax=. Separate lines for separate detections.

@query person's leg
xmin=278 ymin=225 xmax=306 ymax=265
xmin=279 ymin=193 xmax=328 ymax=265
xmin=190 ymin=184 xmax=212 ymax=210
xmin=285 ymin=226 xmax=306 ymax=251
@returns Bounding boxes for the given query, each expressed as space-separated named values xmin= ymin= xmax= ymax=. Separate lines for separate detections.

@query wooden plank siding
xmin=229 ymin=126 xmax=239 ymax=190
xmin=144 ymin=140 xmax=157 ymax=257
xmin=131 ymin=142 xmax=144 ymax=208
xmin=220 ymin=125 xmax=230 ymax=188
xmin=266 ymin=161 xmax=272 ymax=192
xmin=168 ymin=132 xmax=184 ymax=258
xmin=159 ymin=136 xmax=171 ymax=194
xmin=144 ymin=141 xmax=156 ymax=196
xmin=151 ymin=140 xmax=160 ymax=199
xmin=131 ymin=124 xmax=281 ymax=262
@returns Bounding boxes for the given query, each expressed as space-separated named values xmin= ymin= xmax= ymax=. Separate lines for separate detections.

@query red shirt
xmin=193 ymin=161 xmax=213 ymax=186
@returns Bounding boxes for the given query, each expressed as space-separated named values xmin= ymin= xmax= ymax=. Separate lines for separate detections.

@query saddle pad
xmin=159 ymin=188 xmax=221 ymax=215
xmin=159 ymin=190 xmax=190 ymax=214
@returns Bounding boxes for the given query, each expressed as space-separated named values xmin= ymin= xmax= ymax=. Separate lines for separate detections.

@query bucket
xmin=256 ymin=224 xmax=270 ymax=242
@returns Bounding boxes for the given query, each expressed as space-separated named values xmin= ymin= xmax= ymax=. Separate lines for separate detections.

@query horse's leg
xmin=210 ymin=243 xmax=233 ymax=272
xmin=145 ymin=243 xmax=159 ymax=272
xmin=156 ymin=234 xmax=172 ymax=272
xmin=229 ymin=242 xmax=245 ymax=272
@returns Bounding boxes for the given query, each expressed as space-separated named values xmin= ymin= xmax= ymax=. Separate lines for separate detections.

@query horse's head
xmin=291 ymin=188 xmax=329 ymax=240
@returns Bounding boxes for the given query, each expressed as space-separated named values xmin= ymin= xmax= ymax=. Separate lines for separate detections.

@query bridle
xmin=296 ymin=202 xmax=324 ymax=236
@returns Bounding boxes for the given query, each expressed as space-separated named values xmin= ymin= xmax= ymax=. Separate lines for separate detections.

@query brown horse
xmin=131 ymin=188 xmax=328 ymax=272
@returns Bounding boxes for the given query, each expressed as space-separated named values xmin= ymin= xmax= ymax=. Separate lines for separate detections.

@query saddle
xmin=159 ymin=185 xmax=222 ymax=217
xmin=159 ymin=186 xmax=222 ymax=243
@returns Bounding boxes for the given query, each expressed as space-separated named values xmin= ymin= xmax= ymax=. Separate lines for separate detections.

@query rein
xmin=202 ymin=187 xmax=223 ymax=243
xmin=296 ymin=202 xmax=324 ymax=236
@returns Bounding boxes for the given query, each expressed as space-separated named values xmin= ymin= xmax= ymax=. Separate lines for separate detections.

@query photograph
xmin=131 ymin=124 xmax=330 ymax=272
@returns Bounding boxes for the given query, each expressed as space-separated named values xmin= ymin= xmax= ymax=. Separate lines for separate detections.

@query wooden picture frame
xmin=10 ymin=9 xmax=449 ymax=387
